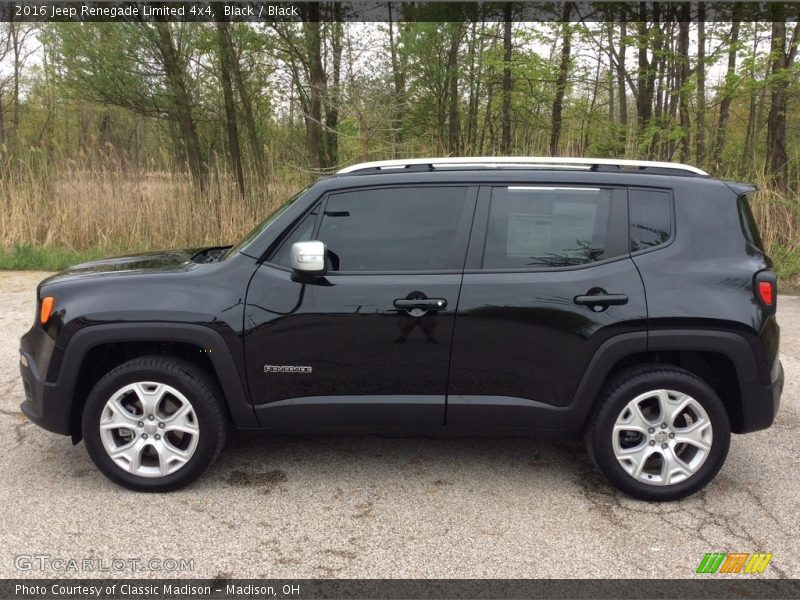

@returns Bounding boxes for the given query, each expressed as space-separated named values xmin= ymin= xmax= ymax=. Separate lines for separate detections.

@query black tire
xmin=82 ymin=355 xmax=227 ymax=492
xmin=585 ymin=365 xmax=730 ymax=501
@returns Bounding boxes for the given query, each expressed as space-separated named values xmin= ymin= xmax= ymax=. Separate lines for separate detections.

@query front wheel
xmin=585 ymin=365 xmax=731 ymax=501
xmin=82 ymin=356 xmax=227 ymax=492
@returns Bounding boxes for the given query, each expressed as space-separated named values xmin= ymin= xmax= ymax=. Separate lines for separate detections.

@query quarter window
xmin=629 ymin=189 xmax=672 ymax=252
xmin=737 ymin=192 xmax=764 ymax=252
xmin=483 ymin=187 xmax=614 ymax=269
xmin=316 ymin=187 xmax=469 ymax=272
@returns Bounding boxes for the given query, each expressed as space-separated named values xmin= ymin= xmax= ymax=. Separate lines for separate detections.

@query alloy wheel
xmin=612 ymin=389 xmax=713 ymax=486
xmin=98 ymin=381 xmax=200 ymax=477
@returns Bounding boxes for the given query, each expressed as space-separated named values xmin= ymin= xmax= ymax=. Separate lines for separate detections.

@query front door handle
xmin=574 ymin=289 xmax=628 ymax=312
xmin=393 ymin=298 xmax=448 ymax=310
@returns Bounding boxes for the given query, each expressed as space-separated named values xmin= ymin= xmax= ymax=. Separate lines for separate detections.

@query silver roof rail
xmin=336 ymin=156 xmax=709 ymax=176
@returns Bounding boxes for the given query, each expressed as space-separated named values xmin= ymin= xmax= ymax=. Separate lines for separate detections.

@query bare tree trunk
xmin=636 ymin=5 xmax=657 ymax=155
xmin=695 ymin=4 xmax=706 ymax=165
xmin=617 ymin=22 xmax=628 ymax=130
xmin=303 ymin=9 xmax=326 ymax=170
xmin=7 ymin=22 xmax=32 ymax=151
xmin=550 ymin=9 xmax=572 ymax=156
xmin=324 ymin=8 xmax=343 ymax=167
xmin=583 ymin=48 xmax=602 ymax=153
xmin=466 ymin=20 xmax=478 ymax=154
xmin=678 ymin=15 xmax=691 ymax=164
xmin=608 ymin=58 xmax=615 ymax=124
xmin=501 ymin=3 xmax=512 ymax=155
xmin=480 ymin=83 xmax=494 ymax=155
xmin=0 ymin=89 xmax=5 ymax=145
xmin=742 ymin=23 xmax=760 ymax=167
xmin=387 ymin=3 xmax=406 ymax=157
xmin=446 ymin=25 xmax=461 ymax=156
xmin=152 ymin=22 xmax=205 ymax=186
xmin=226 ymin=25 xmax=265 ymax=179
xmin=712 ymin=17 xmax=740 ymax=166
xmin=216 ymin=20 xmax=245 ymax=197
xmin=765 ymin=15 xmax=799 ymax=190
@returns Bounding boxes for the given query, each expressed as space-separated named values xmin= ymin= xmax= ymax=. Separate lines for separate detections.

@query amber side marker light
xmin=40 ymin=296 xmax=55 ymax=324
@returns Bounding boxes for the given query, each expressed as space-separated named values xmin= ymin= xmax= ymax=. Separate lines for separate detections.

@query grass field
xmin=1 ymin=153 xmax=798 ymax=290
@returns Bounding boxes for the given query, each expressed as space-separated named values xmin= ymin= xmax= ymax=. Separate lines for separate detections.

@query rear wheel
xmin=585 ymin=365 xmax=730 ymax=501
xmin=82 ymin=355 xmax=226 ymax=492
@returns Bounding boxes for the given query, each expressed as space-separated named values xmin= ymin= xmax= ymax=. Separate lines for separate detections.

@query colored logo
xmin=697 ymin=552 xmax=773 ymax=574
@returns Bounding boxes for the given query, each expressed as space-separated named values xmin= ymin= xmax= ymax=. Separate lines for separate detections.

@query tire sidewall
xmin=83 ymin=362 xmax=221 ymax=492
xmin=591 ymin=370 xmax=731 ymax=501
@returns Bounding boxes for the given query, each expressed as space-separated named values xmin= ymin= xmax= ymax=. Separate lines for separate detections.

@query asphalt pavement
xmin=1 ymin=271 xmax=797 ymax=579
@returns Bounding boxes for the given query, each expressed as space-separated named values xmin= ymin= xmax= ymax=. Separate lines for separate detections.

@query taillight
xmin=758 ymin=281 xmax=774 ymax=306
xmin=754 ymin=271 xmax=777 ymax=314
xmin=40 ymin=296 xmax=55 ymax=324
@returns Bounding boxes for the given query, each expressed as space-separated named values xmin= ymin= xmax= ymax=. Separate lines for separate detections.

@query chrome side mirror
xmin=290 ymin=240 xmax=326 ymax=275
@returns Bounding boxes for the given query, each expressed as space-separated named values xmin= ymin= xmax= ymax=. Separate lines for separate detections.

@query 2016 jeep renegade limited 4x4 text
xmin=19 ymin=157 xmax=784 ymax=500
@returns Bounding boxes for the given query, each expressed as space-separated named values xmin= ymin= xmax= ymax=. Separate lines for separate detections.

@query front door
xmin=245 ymin=185 xmax=477 ymax=427
xmin=447 ymin=184 xmax=647 ymax=427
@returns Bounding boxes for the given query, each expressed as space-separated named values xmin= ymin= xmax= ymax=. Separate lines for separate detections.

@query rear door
xmin=244 ymin=184 xmax=477 ymax=427
xmin=446 ymin=184 xmax=647 ymax=427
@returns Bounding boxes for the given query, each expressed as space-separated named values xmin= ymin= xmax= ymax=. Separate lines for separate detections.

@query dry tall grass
xmin=750 ymin=188 xmax=799 ymax=251
xmin=1 ymin=150 xmax=798 ymax=286
xmin=0 ymin=150 xmax=308 ymax=253
xmin=748 ymin=179 xmax=800 ymax=286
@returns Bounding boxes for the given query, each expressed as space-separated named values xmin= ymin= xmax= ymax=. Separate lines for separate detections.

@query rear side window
xmin=628 ymin=189 xmax=672 ymax=253
xmin=483 ymin=186 xmax=614 ymax=269
xmin=737 ymin=193 xmax=764 ymax=252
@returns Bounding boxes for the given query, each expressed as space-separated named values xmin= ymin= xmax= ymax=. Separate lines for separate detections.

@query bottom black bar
xmin=2 ymin=579 xmax=800 ymax=600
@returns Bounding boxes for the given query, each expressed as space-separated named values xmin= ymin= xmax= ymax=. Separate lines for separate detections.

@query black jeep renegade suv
xmin=19 ymin=157 xmax=784 ymax=500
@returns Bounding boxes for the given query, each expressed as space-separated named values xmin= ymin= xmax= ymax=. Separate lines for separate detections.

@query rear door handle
xmin=574 ymin=292 xmax=628 ymax=311
xmin=393 ymin=298 xmax=448 ymax=310
xmin=574 ymin=293 xmax=628 ymax=306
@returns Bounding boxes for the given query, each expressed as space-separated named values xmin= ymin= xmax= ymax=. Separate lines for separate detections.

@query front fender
xmin=54 ymin=323 xmax=257 ymax=435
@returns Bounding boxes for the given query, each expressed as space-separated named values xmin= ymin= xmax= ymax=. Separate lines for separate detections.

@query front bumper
xmin=19 ymin=328 xmax=71 ymax=436
xmin=739 ymin=360 xmax=784 ymax=434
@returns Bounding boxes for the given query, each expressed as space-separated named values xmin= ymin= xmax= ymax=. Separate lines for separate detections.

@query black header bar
xmin=2 ymin=1 xmax=800 ymax=23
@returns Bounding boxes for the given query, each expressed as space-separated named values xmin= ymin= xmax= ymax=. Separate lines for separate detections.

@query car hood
xmin=41 ymin=248 xmax=201 ymax=286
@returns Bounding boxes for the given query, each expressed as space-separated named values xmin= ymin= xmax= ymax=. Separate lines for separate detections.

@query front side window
xmin=315 ymin=186 xmax=469 ymax=272
xmin=483 ymin=186 xmax=614 ymax=269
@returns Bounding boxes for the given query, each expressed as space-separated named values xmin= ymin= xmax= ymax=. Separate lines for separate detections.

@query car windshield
xmin=224 ymin=187 xmax=309 ymax=258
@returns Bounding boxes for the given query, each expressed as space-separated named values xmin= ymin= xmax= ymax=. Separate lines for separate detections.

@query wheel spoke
xmin=615 ymin=442 xmax=655 ymax=478
xmin=614 ymin=402 xmax=652 ymax=435
xmin=659 ymin=446 xmax=693 ymax=484
xmin=673 ymin=418 xmax=713 ymax=452
xmin=162 ymin=402 xmax=198 ymax=435
xmin=132 ymin=382 xmax=166 ymax=417
xmin=109 ymin=437 xmax=146 ymax=473
xmin=156 ymin=440 xmax=191 ymax=475
xmin=100 ymin=396 xmax=139 ymax=430
xmin=658 ymin=391 xmax=691 ymax=427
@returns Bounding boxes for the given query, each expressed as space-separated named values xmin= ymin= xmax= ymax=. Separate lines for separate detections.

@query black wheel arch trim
xmin=569 ymin=331 xmax=648 ymax=427
xmin=571 ymin=327 xmax=772 ymax=433
xmin=56 ymin=323 xmax=258 ymax=437
xmin=646 ymin=329 xmax=759 ymax=383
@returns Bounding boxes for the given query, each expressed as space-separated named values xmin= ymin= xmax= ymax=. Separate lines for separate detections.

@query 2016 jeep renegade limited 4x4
xmin=19 ymin=157 xmax=784 ymax=500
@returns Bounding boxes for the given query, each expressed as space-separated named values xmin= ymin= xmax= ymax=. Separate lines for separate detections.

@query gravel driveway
xmin=1 ymin=271 xmax=798 ymax=579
